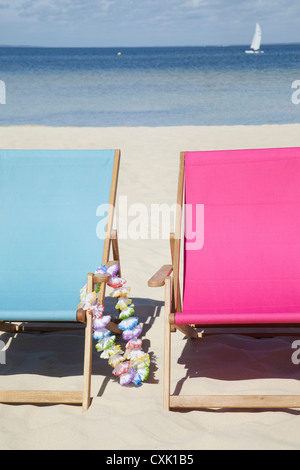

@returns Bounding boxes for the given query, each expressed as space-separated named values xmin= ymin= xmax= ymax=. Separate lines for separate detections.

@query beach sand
xmin=1 ymin=123 xmax=300 ymax=450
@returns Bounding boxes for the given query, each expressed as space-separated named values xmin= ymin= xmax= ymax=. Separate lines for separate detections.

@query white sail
xmin=250 ymin=23 xmax=262 ymax=51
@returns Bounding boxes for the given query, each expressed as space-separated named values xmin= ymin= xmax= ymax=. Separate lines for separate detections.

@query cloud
xmin=16 ymin=0 xmax=115 ymax=22
xmin=6 ymin=0 xmax=300 ymax=28
xmin=183 ymin=0 xmax=210 ymax=8
xmin=1 ymin=0 xmax=300 ymax=46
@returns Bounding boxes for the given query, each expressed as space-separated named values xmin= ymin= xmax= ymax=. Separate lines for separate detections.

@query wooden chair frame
xmin=149 ymin=151 xmax=300 ymax=411
xmin=0 ymin=149 xmax=121 ymax=412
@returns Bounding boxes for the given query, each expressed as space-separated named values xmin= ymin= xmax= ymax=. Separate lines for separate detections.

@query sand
xmin=1 ymin=123 xmax=300 ymax=450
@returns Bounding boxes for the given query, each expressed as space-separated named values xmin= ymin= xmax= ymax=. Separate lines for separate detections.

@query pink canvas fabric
xmin=175 ymin=148 xmax=300 ymax=325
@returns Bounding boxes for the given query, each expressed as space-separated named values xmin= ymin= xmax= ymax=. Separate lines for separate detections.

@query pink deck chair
xmin=149 ymin=148 xmax=300 ymax=411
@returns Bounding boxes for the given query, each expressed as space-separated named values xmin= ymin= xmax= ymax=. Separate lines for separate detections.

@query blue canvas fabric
xmin=0 ymin=149 xmax=116 ymax=321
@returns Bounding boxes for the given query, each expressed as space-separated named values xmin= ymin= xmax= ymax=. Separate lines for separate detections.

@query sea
xmin=0 ymin=44 xmax=300 ymax=127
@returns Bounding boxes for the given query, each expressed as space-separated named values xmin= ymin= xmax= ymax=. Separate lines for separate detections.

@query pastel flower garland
xmin=78 ymin=264 xmax=150 ymax=386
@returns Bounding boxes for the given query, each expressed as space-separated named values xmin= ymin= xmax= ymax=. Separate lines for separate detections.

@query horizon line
xmin=0 ymin=41 xmax=300 ymax=49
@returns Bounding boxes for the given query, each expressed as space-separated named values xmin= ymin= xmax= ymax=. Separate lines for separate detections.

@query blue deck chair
xmin=0 ymin=149 xmax=121 ymax=411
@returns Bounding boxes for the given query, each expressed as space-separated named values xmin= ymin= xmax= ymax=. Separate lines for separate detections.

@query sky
xmin=0 ymin=0 xmax=299 ymax=47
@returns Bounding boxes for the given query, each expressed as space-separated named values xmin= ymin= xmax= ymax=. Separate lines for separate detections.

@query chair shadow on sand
xmin=0 ymin=297 xmax=163 ymax=404
xmin=2 ymin=303 xmax=300 ymax=413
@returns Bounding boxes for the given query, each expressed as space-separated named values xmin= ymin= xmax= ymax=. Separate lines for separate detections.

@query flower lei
xmin=78 ymin=263 xmax=150 ymax=386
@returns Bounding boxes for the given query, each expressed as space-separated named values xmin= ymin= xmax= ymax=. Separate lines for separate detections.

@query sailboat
xmin=245 ymin=23 xmax=264 ymax=53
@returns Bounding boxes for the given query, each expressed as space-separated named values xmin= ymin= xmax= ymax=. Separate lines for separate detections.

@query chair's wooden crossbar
xmin=148 ymin=265 xmax=173 ymax=287
xmin=0 ymin=391 xmax=83 ymax=405
xmin=0 ymin=150 xmax=122 ymax=412
xmin=169 ymin=395 xmax=300 ymax=409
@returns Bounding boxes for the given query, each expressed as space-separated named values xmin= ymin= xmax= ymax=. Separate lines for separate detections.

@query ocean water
xmin=0 ymin=44 xmax=299 ymax=126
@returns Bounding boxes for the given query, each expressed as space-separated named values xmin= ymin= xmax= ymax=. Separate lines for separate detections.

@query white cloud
xmin=15 ymin=0 xmax=115 ymax=22
xmin=1 ymin=0 xmax=300 ymax=46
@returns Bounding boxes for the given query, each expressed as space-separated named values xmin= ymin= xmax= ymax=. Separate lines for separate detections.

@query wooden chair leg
xmin=82 ymin=273 xmax=94 ymax=413
xmin=175 ymin=324 xmax=199 ymax=339
xmin=170 ymin=233 xmax=182 ymax=313
xmin=163 ymin=277 xmax=172 ymax=411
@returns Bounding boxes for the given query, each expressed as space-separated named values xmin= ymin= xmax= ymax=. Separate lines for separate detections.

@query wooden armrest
xmin=148 ymin=265 xmax=173 ymax=287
